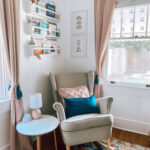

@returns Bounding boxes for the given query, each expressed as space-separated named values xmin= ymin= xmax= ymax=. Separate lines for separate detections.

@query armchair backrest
xmin=50 ymin=71 xmax=95 ymax=103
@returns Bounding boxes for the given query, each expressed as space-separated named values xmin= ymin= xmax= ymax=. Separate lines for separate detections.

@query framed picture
xmin=71 ymin=10 xmax=88 ymax=34
xmin=71 ymin=34 xmax=87 ymax=57
xmin=71 ymin=10 xmax=88 ymax=57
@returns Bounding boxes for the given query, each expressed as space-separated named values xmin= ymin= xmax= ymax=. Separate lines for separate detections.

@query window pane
xmin=0 ymin=38 xmax=8 ymax=100
xmin=121 ymin=7 xmax=134 ymax=37
xmin=134 ymin=6 xmax=147 ymax=37
xmin=111 ymin=9 xmax=121 ymax=38
xmin=107 ymin=39 xmax=150 ymax=84
xmin=111 ymin=5 xmax=150 ymax=39
xmin=0 ymin=53 xmax=4 ymax=99
xmin=0 ymin=44 xmax=5 ymax=99
xmin=147 ymin=6 xmax=150 ymax=36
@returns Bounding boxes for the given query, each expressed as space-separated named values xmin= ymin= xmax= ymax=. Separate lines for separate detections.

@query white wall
xmin=0 ymin=101 xmax=10 ymax=150
xmin=103 ymin=84 xmax=150 ymax=135
xmin=63 ymin=0 xmax=96 ymax=72
xmin=20 ymin=0 xmax=66 ymax=113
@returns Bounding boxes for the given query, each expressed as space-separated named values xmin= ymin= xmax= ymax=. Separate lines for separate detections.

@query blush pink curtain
xmin=94 ymin=0 xmax=115 ymax=98
xmin=0 ymin=0 xmax=33 ymax=150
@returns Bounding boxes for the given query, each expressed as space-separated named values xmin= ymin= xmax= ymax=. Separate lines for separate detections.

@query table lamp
xmin=30 ymin=93 xmax=42 ymax=119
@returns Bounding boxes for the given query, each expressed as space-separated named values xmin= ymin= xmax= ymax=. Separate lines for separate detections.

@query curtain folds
xmin=0 ymin=0 xmax=32 ymax=150
xmin=94 ymin=0 xmax=115 ymax=98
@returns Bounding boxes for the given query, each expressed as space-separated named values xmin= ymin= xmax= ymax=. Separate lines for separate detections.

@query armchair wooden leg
xmin=107 ymin=138 xmax=111 ymax=148
xmin=97 ymin=138 xmax=113 ymax=150
xmin=66 ymin=146 xmax=70 ymax=150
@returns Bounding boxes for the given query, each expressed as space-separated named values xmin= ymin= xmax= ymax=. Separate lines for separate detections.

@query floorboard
xmin=33 ymin=127 xmax=150 ymax=150
xmin=112 ymin=128 xmax=150 ymax=147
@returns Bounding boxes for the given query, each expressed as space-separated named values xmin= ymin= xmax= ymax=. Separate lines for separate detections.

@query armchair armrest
xmin=53 ymin=102 xmax=66 ymax=122
xmin=96 ymin=97 xmax=113 ymax=114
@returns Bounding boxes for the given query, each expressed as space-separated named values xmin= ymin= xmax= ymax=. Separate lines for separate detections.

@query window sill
xmin=0 ymin=98 xmax=10 ymax=103
xmin=102 ymin=81 xmax=150 ymax=90
xmin=0 ymin=99 xmax=11 ymax=115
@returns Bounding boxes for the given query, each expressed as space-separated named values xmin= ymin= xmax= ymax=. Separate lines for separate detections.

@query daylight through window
xmin=107 ymin=4 xmax=150 ymax=85
xmin=0 ymin=38 xmax=7 ymax=100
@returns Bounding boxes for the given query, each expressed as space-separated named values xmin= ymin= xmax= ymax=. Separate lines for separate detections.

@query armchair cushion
xmin=58 ymin=85 xmax=90 ymax=98
xmin=64 ymin=95 xmax=99 ymax=118
xmin=58 ymin=85 xmax=90 ymax=107
xmin=61 ymin=113 xmax=113 ymax=132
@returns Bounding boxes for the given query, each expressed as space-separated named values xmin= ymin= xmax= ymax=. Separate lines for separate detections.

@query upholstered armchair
xmin=50 ymin=71 xmax=113 ymax=150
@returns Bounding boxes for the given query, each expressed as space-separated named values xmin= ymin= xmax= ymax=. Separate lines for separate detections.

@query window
xmin=106 ymin=4 xmax=150 ymax=85
xmin=0 ymin=38 xmax=8 ymax=100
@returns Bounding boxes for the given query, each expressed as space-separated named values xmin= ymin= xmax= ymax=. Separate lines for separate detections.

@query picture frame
xmin=71 ymin=34 xmax=87 ymax=57
xmin=71 ymin=10 xmax=88 ymax=57
xmin=71 ymin=10 xmax=88 ymax=34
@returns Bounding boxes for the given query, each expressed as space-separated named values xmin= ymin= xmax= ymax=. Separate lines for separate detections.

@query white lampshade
xmin=29 ymin=93 xmax=42 ymax=109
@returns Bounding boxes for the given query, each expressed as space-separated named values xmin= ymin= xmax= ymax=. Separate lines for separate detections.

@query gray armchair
xmin=50 ymin=71 xmax=113 ymax=150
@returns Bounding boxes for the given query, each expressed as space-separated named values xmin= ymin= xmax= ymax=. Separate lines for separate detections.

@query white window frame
xmin=0 ymin=36 xmax=8 ymax=101
xmin=103 ymin=2 xmax=150 ymax=89
xmin=116 ymin=0 xmax=150 ymax=8
xmin=112 ymin=5 xmax=150 ymax=39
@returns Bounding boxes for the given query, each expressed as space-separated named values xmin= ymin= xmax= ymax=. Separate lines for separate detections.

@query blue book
xmin=46 ymin=3 xmax=56 ymax=18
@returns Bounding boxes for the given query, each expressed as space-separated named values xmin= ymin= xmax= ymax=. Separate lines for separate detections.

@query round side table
xmin=16 ymin=115 xmax=59 ymax=150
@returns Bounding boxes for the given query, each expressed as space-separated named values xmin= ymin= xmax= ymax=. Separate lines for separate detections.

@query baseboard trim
xmin=0 ymin=144 xmax=10 ymax=150
xmin=113 ymin=116 xmax=150 ymax=136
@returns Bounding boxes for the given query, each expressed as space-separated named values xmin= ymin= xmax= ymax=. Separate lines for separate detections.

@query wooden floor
xmin=112 ymin=128 xmax=150 ymax=147
xmin=33 ymin=127 xmax=150 ymax=150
